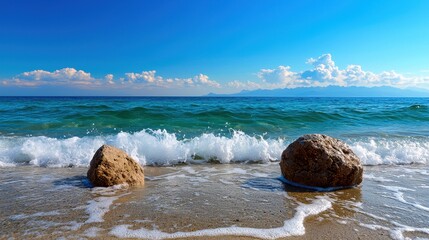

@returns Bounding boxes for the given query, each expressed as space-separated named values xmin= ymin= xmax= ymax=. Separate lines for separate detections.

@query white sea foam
xmin=350 ymin=138 xmax=429 ymax=165
xmin=358 ymin=211 xmax=429 ymax=240
xmin=85 ymin=196 xmax=119 ymax=223
xmin=359 ymin=223 xmax=389 ymax=231
xmin=402 ymin=168 xmax=429 ymax=176
xmin=380 ymin=185 xmax=429 ymax=212
xmin=9 ymin=210 xmax=61 ymax=220
xmin=364 ymin=173 xmax=396 ymax=182
xmin=0 ymin=130 xmax=428 ymax=167
xmin=219 ymin=179 xmax=234 ymax=185
xmin=109 ymin=197 xmax=332 ymax=239
xmin=84 ymin=227 xmax=103 ymax=238
xmin=0 ymin=130 xmax=285 ymax=167
xmin=85 ymin=185 xmax=129 ymax=223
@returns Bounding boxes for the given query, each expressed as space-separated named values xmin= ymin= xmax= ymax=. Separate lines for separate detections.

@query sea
xmin=0 ymin=97 xmax=428 ymax=239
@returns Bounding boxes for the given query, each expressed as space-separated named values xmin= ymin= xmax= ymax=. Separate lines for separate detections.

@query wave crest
xmin=350 ymin=138 xmax=429 ymax=165
xmin=0 ymin=130 xmax=285 ymax=167
xmin=0 ymin=130 xmax=428 ymax=167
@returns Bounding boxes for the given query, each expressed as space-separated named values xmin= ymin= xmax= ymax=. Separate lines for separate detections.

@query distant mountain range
xmin=207 ymin=86 xmax=429 ymax=97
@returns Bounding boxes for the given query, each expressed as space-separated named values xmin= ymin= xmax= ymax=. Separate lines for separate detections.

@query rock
xmin=87 ymin=145 xmax=144 ymax=187
xmin=280 ymin=134 xmax=363 ymax=188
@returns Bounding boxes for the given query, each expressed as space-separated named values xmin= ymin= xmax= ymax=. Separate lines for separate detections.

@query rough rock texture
xmin=87 ymin=145 xmax=144 ymax=187
xmin=280 ymin=134 xmax=363 ymax=188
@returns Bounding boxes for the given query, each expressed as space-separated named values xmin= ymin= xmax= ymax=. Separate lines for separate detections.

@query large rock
xmin=87 ymin=145 xmax=145 ymax=187
xmin=280 ymin=134 xmax=362 ymax=188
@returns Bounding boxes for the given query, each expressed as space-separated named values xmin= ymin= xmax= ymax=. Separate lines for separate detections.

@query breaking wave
xmin=0 ymin=129 xmax=428 ymax=167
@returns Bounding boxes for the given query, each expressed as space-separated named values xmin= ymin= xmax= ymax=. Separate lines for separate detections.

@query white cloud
xmin=301 ymin=54 xmax=343 ymax=86
xmin=254 ymin=53 xmax=428 ymax=89
xmin=124 ymin=70 xmax=163 ymax=84
xmin=20 ymin=68 xmax=93 ymax=82
xmin=119 ymin=71 xmax=221 ymax=89
xmin=192 ymin=74 xmax=221 ymax=88
xmin=6 ymin=68 xmax=96 ymax=87
xmin=2 ymin=54 xmax=429 ymax=95
xmin=1 ymin=68 xmax=100 ymax=87
xmin=1 ymin=68 xmax=221 ymax=94
xmin=104 ymin=74 xmax=114 ymax=85
xmin=257 ymin=66 xmax=296 ymax=85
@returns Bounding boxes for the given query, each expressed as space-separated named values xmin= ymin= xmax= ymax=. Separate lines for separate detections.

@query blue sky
xmin=1 ymin=0 xmax=429 ymax=95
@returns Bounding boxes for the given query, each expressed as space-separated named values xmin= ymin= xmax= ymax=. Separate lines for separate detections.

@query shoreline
xmin=1 ymin=164 xmax=428 ymax=239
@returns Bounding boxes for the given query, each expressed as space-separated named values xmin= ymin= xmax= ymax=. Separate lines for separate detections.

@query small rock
xmin=280 ymin=134 xmax=363 ymax=188
xmin=87 ymin=145 xmax=144 ymax=187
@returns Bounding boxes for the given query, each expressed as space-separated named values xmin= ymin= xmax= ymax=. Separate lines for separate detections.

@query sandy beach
xmin=1 ymin=163 xmax=428 ymax=239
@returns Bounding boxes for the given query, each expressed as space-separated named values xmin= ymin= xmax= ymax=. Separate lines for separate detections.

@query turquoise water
xmin=1 ymin=97 xmax=429 ymax=166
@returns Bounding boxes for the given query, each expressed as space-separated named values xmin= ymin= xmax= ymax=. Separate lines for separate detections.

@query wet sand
xmin=1 ymin=163 xmax=428 ymax=239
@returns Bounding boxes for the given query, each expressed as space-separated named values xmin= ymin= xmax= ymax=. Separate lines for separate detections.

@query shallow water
xmin=1 ymin=164 xmax=428 ymax=239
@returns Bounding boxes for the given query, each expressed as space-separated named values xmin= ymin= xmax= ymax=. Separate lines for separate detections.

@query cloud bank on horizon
xmin=233 ymin=54 xmax=428 ymax=91
xmin=2 ymin=54 xmax=428 ymax=95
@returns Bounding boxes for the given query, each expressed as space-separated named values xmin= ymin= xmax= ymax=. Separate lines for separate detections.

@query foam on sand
xmin=364 ymin=173 xmax=396 ymax=183
xmin=359 ymin=213 xmax=429 ymax=240
xmin=85 ymin=184 xmax=129 ymax=223
xmin=9 ymin=210 xmax=61 ymax=220
xmin=109 ymin=197 xmax=332 ymax=239
xmin=85 ymin=196 xmax=119 ymax=223
xmin=84 ymin=227 xmax=103 ymax=238
xmin=380 ymin=185 xmax=429 ymax=212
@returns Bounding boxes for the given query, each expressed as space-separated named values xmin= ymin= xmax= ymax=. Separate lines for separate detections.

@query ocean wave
xmin=0 ymin=130 xmax=428 ymax=167
xmin=350 ymin=138 xmax=429 ymax=165
xmin=407 ymin=104 xmax=428 ymax=110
